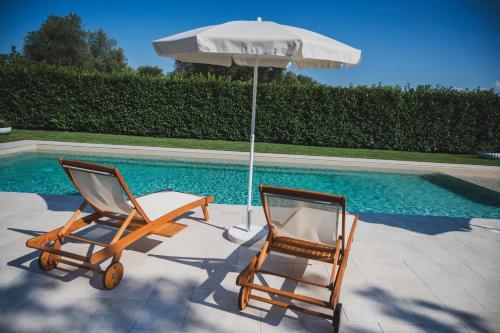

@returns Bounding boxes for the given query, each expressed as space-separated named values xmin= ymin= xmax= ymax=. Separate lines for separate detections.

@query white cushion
xmin=134 ymin=190 xmax=203 ymax=221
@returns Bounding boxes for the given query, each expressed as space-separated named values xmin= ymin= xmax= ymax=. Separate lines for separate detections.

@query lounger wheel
xmin=38 ymin=250 xmax=61 ymax=271
xmin=103 ymin=262 xmax=124 ymax=290
xmin=332 ymin=303 xmax=342 ymax=333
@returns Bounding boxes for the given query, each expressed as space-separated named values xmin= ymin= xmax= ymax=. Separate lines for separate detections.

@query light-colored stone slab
xmin=0 ymin=192 xmax=499 ymax=333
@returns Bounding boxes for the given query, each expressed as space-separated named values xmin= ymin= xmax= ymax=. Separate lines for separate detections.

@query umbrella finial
xmin=256 ymin=17 xmax=262 ymax=22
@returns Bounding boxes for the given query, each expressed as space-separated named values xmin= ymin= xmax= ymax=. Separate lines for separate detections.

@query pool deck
xmin=1 ymin=192 xmax=499 ymax=333
xmin=1 ymin=140 xmax=500 ymax=192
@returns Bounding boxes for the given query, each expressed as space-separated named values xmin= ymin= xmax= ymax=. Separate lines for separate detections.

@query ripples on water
xmin=0 ymin=152 xmax=499 ymax=219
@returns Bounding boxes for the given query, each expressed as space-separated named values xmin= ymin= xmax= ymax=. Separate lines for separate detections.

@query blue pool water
xmin=0 ymin=152 xmax=499 ymax=218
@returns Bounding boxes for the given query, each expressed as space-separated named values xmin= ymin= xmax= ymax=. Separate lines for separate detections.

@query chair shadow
xmin=176 ymin=211 xmax=227 ymax=231
xmin=7 ymin=224 xmax=163 ymax=288
xmin=39 ymin=193 xmax=90 ymax=212
xmin=149 ymin=245 xmax=333 ymax=328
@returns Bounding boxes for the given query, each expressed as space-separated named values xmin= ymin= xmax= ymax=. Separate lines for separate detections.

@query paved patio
xmin=0 ymin=191 xmax=499 ymax=333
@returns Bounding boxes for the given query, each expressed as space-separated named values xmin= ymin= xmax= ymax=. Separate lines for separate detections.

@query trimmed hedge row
xmin=1 ymin=63 xmax=499 ymax=153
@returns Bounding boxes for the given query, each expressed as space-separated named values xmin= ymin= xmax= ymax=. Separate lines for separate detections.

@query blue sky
xmin=1 ymin=0 xmax=499 ymax=90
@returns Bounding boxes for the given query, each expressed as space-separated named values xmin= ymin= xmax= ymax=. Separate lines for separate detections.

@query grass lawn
xmin=1 ymin=129 xmax=499 ymax=166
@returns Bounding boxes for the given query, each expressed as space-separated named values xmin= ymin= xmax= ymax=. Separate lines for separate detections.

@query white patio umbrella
xmin=153 ymin=18 xmax=361 ymax=243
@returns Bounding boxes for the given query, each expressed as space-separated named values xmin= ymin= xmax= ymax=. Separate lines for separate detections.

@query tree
xmin=23 ymin=13 xmax=89 ymax=67
xmin=173 ymin=60 xmax=286 ymax=83
xmin=173 ymin=60 xmax=317 ymax=84
xmin=137 ymin=65 xmax=163 ymax=76
xmin=296 ymin=74 xmax=318 ymax=85
xmin=23 ymin=13 xmax=127 ymax=72
xmin=87 ymin=28 xmax=127 ymax=72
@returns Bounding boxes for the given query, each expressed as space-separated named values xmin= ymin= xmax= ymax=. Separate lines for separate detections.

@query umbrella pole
xmin=246 ymin=57 xmax=259 ymax=231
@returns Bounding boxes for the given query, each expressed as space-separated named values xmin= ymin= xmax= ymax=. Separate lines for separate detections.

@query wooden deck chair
xmin=236 ymin=185 xmax=357 ymax=332
xmin=26 ymin=159 xmax=214 ymax=289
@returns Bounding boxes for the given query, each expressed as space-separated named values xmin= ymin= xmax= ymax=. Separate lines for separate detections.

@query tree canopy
xmin=173 ymin=60 xmax=317 ymax=84
xmin=137 ymin=65 xmax=163 ymax=76
xmin=23 ymin=13 xmax=127 ymax=72
xmin=17 ymin=12 xmax=317 ymax=82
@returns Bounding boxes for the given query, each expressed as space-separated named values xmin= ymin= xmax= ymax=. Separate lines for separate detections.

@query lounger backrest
xmin=260 ymin=185 xmax=346 ymax=247
xmin=60 ymin=159 xmax=134 ymax=216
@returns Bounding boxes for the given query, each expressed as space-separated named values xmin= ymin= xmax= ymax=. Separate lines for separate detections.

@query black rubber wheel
xmin=38 ymin=250 xmax=61 ymax=271
xmin=103 ymin=262 xmax=124 ymax=290
xmin=332 ymin=303 xmax=342 ymax=333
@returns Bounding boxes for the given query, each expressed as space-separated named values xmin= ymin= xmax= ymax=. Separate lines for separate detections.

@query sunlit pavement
xmin=1 ymin=192 xmax=499 ymax=333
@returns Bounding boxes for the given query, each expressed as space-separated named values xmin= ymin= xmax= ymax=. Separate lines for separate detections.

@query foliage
xmin=87 ymin=28 xmax=127 ymax=72
xmin=1 ymin=62 xmax=498 ymax=153
xmin=476 ymin=142 xmax=499 ymax=152
xmin=173 ymin=60 xmax=317 ymax=84
xmin=0 ymin=117 xmax=11 ymax=127
xmin=22 ymin=13 xmax=127 ymax=72
xmin=137 ymin=65 xmax=164 ymax=76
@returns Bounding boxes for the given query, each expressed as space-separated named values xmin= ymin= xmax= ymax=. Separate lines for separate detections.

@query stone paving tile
xmin=132 ymin=299 xmax=189 ymax=332
xmin=80 ymin=299 xmax=146 ymax=333
xmin=326 ymin=320 xmax=382 ymax=333
xmin=379 ymin=323 xmax=473 ymax=333
xmin=148 ymin=259 xmax=204 ymax=302
xmin=1 ymin=192 xmax=500 ymax=333
xmin=183 ymin=288 xmax=260 ymax=333
xmin=342 ymin=283 xmax=421 ymax=327
xmin=259 ymin=300 xmax=310 ymax=333
xmin=453 ymin=278 xmax=500 ymax=312
xmin=2 ymin=297 xmax=101 ymax=333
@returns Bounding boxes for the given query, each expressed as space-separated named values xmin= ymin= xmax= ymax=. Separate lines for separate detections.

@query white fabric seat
xmin=134 ymin=190 xmax=203 ymax=221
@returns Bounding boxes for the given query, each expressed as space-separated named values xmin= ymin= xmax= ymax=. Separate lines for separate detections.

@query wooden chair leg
xmin=103 ymin=250 xmax=124 ymax=290
xmin=112 ymin=251 xmax=123 ymax=263
xmin=201 ymin=204 xmax=209 ymax=221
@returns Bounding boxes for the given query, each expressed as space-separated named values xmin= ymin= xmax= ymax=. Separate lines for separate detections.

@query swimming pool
xmin=0 ymin=151 xmax=499 ymax=218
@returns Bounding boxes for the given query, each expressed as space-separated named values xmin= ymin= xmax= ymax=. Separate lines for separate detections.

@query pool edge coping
xmin=1 ymin=139 xmax=499 ymax=176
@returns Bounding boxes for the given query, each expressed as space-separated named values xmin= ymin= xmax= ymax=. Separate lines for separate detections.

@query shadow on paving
xmin=358 ymin=212 xmax=474 ymax=235
xmin=7 ymin=224 xmax=164 ymax=285
xmin=4 ymin=193 xmax=497 ymax=332
xmin=0 ymin=259 xmax=161 ymax=332
xmin=356 ymin=286 xmax=493 ymax=333
xmin=149 ymin=249 xmax=327 ymax=329
xmin=36 ymin=192 xmax=493 ymax=239
xmin=421 ymin=173 xmax=500 ymax=207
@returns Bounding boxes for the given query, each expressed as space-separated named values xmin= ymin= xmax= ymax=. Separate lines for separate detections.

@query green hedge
xmin=1 ymin=62 xmax=499 ymax=153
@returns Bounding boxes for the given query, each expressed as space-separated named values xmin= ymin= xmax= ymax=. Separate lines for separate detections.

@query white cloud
xmin=496 ymin=80 xmax=500 ymax=89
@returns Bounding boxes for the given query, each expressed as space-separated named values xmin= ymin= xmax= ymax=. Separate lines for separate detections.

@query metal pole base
xmin=227 ymin=224 xmax=267 ymax=245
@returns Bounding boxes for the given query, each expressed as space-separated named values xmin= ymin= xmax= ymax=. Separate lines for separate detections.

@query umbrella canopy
xmin=153 ymin=19 xmax=361 ymax=68
xmin=153 ymin=18 xmax=361 ymax=243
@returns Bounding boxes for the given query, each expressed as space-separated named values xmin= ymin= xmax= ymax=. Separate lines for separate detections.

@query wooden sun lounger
xmin=236 ymin=185 xmax=357 ymax=332
xmin=26 ymin=159 xmax=214 ymax=289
